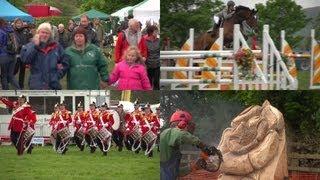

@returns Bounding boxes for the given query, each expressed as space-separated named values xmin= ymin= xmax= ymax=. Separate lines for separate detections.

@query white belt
xmin=13 ymin=117 xmax=24 ymax=122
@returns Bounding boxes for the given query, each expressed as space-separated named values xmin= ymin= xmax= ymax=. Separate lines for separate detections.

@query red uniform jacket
xmin=73 ymin=111 xmax=88 ymax=130
xmin=56 ymin=110 xmax=72 ymax=131
xmin=146 ymin=113 xmax=160 ymax=135
xmin=1 ymin=98 xmax=37 ymax=132
xmin=85 ymin=109 xmax=100 ymax=132
xmin=49 ymin=111 xmax=59 ymax=131
xmin=114 ymin=31 xmax=147 ymax=63
xmin=98 ymin=111 xmax=114 ymax=131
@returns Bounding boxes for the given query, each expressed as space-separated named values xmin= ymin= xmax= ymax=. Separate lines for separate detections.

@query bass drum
xmin=107 ymin=110 xmax=120 ymax=131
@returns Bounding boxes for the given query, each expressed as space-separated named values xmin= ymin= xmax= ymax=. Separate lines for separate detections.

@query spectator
xmin=64 ymin=27 xmax=108 ymax=90
xmin=73 ymin=15 xmax=99 ymax=46
xmin=114 ymin=19 xmax=147 ymax=63
xmin=142 ymin=20 xmax=152 ymax=35
xmin=109 ymin=46 xmax=151 ymax=90
xmin=51 ymin=24 xmax=59 ymax=42
xmin=93 ymin=18 xmax=104 ymax=47
xmin=118 ymin=14 xmax=134 ymax=33
xmin=66 ymin=19 xmax=76 ymax=46
xmin=0 ymin=18 xmax=20 ymax=90
xmin=145 ymin=25 xmax=160 ymax=90
xmin=57 ymin=24 xmax=69 ymax=49
xmin=20 ymin=22 xmax=69 ymax=90
xmin=13 ymin=18 xmax=33 ymax=89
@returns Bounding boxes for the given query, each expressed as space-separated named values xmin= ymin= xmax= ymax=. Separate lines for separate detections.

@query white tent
xmin=132 ymin=0 xmax=160 ymax=27
xmin=111 ymin=6 xmax=133 ymax=21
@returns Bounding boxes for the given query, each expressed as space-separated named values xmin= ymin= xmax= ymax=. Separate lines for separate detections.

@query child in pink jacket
xmin=109 ymin=46 xmax=152 ymax=90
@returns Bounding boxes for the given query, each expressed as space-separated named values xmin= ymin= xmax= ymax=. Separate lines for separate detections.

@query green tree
xmin=314 ymin=12 xmax=320 ymax=40
xmin=255 ymin=0 xmax=310 ymax=49
xmin=160 ymin=0 xmax=224 ymax=48
xmin=80 ymin=0 xmax=142 ymax=14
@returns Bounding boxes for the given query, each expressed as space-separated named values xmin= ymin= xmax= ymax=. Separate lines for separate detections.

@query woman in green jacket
xmin=65 ymin=27 xmax=108 ymax=90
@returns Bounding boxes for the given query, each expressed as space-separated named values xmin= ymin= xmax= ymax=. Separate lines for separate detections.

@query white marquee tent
xmin=131 ymin=0 xmax=160 ymax=26
xmin=111 ymin=6 xmax=133 ymax=21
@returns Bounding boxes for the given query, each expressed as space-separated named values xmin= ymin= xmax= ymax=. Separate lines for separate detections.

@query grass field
xmin=0 ymin=145 xmax=159 ymax=180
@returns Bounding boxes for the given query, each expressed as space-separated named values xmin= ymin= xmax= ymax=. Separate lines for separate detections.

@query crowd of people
xmin=0 ymin=14 xmax=160 ymax=90
xmin=0 ymin=96 xmax=161 ymax=158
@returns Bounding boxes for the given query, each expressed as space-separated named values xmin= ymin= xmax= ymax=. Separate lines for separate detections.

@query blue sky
xmin=222 ymin=0 xmax=320 ymax=9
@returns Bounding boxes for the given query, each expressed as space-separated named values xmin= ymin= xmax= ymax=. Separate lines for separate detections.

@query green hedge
xmin=35 ymin=16 xmax=71 ymax=27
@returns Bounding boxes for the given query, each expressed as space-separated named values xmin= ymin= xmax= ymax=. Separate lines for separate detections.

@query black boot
xmin=62 ymin=147 xmax=68 ymax=155
xmin=103 ymin=151 xmax=107 ymax=156
xmin=80 ymin=145 xmax=84 ymax=151
xmin=90 ymin=147 xmax=96 ymax=153
xmin=27 ymin=146 xmax=33 ymax=154
xmin=118 ymin=146 xmax=123 ymax=152
xmin=148 ymin=151 xmax=153 ymax=158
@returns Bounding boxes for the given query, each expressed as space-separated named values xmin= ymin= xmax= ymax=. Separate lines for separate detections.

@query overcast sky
xmin=222 ymin=0 xmax=320 ymax=9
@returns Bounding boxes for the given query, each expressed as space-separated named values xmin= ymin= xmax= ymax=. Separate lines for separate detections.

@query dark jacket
xmin=146 ymin=37 xmax=160 ymax=69
xmin=20 ymin=41 xmax=69 ymax=90
xmin=14 ymin=27 xmax=33 ymax=52
xmin=58 ymin=30 xmax=69 ymax=49
xmin=0 ymin=26 xmax=14 ymax=57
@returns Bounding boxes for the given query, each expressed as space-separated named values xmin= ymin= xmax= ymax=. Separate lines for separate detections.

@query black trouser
xmin=125 ymin=135 xmax=141 ymax=153
xmin=124 ymin=135 xmax=133 ymax=150
xmin=74 ymin=131 xmax=84 ymax=150
xmin=112 ymin=130 xmax=124 ymax=148
xmin=10 ymin=131 xmax=20 ymax=148
xmin=13 ymin=57 xmax=26 ymax=89
xmin=96 ymin=138 xmax=108 ymax=155
xmin=55 ymin=134 xmax=69 ymax=153
xmin=85 ymin=134 xmax=96 ymax=152
xmin=10 ymin=131 xmax=32 ymax=155
xmin=147 ymin=67 xmax=160 ymax=90
xmin=141 ymin=140 xmax=153 ymax=157
xmin=0 ymin=56 xmax=20 ymax=90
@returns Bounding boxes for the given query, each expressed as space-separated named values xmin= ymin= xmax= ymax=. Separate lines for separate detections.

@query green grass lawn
xmin=0 ymin=145 xmax=159 ymax=180
xmin=297 ymin=70 xmax=310 ymax=90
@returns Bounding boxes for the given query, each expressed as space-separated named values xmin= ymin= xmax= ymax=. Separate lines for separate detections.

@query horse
xmin=194 ymin=6 xmax=258 ymax=50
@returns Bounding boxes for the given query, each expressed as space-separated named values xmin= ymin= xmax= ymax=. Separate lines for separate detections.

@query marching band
xmin=1 ymin=95 xmax=161 ymax=158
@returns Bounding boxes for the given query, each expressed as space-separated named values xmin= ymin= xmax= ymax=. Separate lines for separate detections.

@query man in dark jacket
xmin=20 ymin=22 xmax=69 ymax=90
xmin=57 ymin=24 xmax=69 ymax=49
xmin=13 ymin=18 xmax=33 ymax=89
xmin=0 ymin=18 xmax=20 ymax=90
xmin=73 ymin=15 xmax=99 ymax=46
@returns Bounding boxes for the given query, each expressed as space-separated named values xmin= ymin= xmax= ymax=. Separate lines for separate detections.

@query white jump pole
xmin=160 ymin=67 xmax=233 ymax=72
xmin=189 ymin=28 xmax=194 ymax=82
xmin=160 ymin=79 xmax=233 ymax=84
xmin=310 ymin=29 xmax=315 ymax=89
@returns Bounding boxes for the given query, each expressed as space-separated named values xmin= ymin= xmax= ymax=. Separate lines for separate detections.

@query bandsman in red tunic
xmin=55 ymin=101 xmax=72 ymax=154
xmin=97 ymin=103 xmax=114 ymax=155
xmin=49 ymin=103 xmax=60 ymax=149
xmin=49 ymin=103 xmax=60 ymax=131
xmin=124 ymin=102 xmax=144 ymax=152
xmin=73 ymin=102 xmax=87 ymax=151
xmin=113 ymin=103 xmax=125 ymax=151
xmin=85 ymin=102 xmax=100 ymax=153
xmin=98 ymin=103 xmax=114 ymax=131
xmin=140 ymin=103 xmax=159 ymax=157
xmin=0 ymin=95 xmax=37 ymax=155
